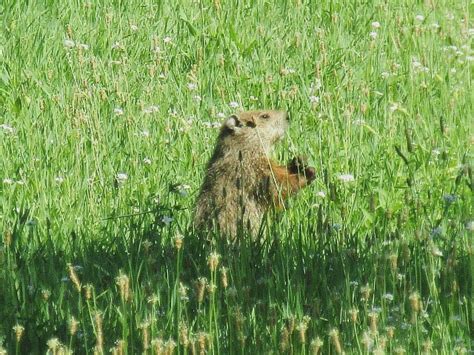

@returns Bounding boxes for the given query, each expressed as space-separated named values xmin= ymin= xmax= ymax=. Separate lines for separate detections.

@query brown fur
xmin=193 ymin=110 xmax=315 ymax=238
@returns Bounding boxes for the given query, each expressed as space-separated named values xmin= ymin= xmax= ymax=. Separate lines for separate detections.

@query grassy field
xmin=1 ymin=0 xmax=473 ymax=353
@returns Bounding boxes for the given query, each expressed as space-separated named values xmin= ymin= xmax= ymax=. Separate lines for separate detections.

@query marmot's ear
xmin=225 ymin=115 xmax=242 ymax=132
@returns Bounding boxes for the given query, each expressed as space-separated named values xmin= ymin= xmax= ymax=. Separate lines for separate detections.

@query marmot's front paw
xmin=288 ymin=156 xmax=315 ymax=183
xmin=288 ymin=156 xmax=307 ymax=174
xmin=304 ymin=166 xmax=316 ymax=183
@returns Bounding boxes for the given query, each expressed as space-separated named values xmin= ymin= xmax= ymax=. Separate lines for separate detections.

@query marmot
xmin=194 ymin=110 xmax=315 ymax=238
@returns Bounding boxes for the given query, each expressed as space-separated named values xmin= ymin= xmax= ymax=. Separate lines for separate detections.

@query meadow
xmin=0 ymin=0 xmax=473 ymax=353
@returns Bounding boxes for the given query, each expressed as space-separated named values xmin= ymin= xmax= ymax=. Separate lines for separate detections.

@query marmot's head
xmin=220 ymin=110 xmax=289 ymax=151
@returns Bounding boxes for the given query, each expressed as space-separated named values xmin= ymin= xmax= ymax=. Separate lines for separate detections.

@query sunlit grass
xmin=0 ymin=0 xmax=472 ymax=353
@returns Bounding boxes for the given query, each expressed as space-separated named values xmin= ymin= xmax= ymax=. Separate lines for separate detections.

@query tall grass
xmin=0 ymin=0 xmax=472 ymax=353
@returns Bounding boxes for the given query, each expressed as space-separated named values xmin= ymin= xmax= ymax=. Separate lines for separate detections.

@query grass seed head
xmin=310 ymin=337 xmax=323 ymax=355
xmin=207 ymin=252 xmax=220 ymax=272
xmin=115 ymin=271 xmax=130 ymax=302
xmin=12 ymin=324 xmax=24 ymax=343
xmin=151 ymin=338 xmax=164 ymax=355
xmin=69 ymin=316 xmax=79 ymax=336
xmin=67 ymin=263 xmax=81 ymax=292
xmin=329 ymin=328 xmax=343 ymax=354
xmin=349 ymin=308 xmax=359 ymax=323
xmin=196 ymin=277 xmax=207 ymax=304
xmin=220 ymin=267 xmax=228 ymax=289
xmin=279 ymin=327 xmax=289 ymax=352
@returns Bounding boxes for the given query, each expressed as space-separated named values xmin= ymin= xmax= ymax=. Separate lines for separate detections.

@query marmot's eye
xmin=261 ymin=114 xmax=270 ymax=119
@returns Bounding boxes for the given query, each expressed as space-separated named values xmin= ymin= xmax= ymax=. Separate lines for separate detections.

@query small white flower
xmin=381 ymin=71 xmax=390 ymax=79
xmin=382 ymin=293 xmax=394 ymax=301
xmin=3 ymin=178 xmax=14 ymax=185
xmin=415 ymin=15 xmax=425 ymax=22
xmin=465 ymin=221 xmax=474 ymax=231
xmin=142 ymin=105 xmax=159 ymax=114
xmin=229 ymin=101 xmax=239 ymax=108
xmin=193 ymin=95 xmax=202 ymax=102
xmin=0 ymin=124 xmax=15 ymax=134
xmin=143 ymin=157 xmax=152 ymax=165
xmin=431 ymin=23 xmax=440 ymax=29
xmin=77 ymin=43 xmax=89 ymax=50
xmin=63 ymin=39 xmax=75 ymax=48
xmin=187 ymin=82 xmax=198 ymax=91
xmin=338 ymin=174 xmax=355 ymax=183
xmin=309 ymin=95 xmax=320 ymax=104
xmin=158 ymin=73 xmax=166 ymax=79
xmin=430 ymin=244 xmax=443 ymax=257
xmin=371 ymin=21 xmax=381 ymax=29
xmin=116 ymin=173 xmax=128 ymax=182
xmin=163 ymin=36 xmax=172 ymax=44
xmin=16 ymin=180 xmax=26 ymax=185
xmin=432 ymin=148 xmax=441 ymax=156
xmin=249 ymin=95 xmax=258 ymax=101
xmin=114 ymin=107 xmax=124 ymax=116
xmin=412 ymin=59 xmax=422 ymax=69
xmin=316 ymin=191 xmax=326 ymax=198
xmin=311 ymin=79 xmax=322 ymax=91
xmin=110 ymin=60 xmax=122 ymax=65
xmin=130 ymin=24 xmax=138 ymax=31
xmin=369 ymin=31 xmax=378 ymax=39
xmin=161 ymin=216 xmax=173 ymax=225
xmin=216 ymin=112 xmax=226 ymax=119
xmin=389 ymin=103 xmax=399 ymax=112
xmin=352 ymin=119 xmax=365 ymax=126
xmin=111 ymin=42 xmax=124 ymax=50
xmin=140 ymin=130 xmax=150 ymax=137
xmin=55 ymin=176 xmax=64 ymax=184
xmin=466 ymin=56 xmax=474 ymax=62
xmin=468 ymin=28 xmax=474 ymax=36
xmin=450 ymin=68 xmax=457 ymax=74
xmin=153 ymin=46 xmax=161 ymax=54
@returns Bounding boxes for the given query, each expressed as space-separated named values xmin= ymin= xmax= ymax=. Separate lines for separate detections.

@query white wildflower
xmin=369 ymin=31 xmax=378 ymax=39
xmin=116 ymin=173 xmax=128 ymax=183
xmin=193 ymin=95 xmax=202 ymax=102
xmin=415 ymin=15 xmax=425 ymax=22
xmin=371 ymin=21 xmax=381 ymax=29
xmin=130 ymin=24 xmax=138 ymax=31
xmin=143 ymin=105 xmax=159 ymax=114
xmin=381 ymin=71 xmax=390 ymax=79
xmin=3 ymin=178 xmax=14 ymax=185
xmin=338 ymin=174 xmax=355 ymax=183
xmin=309 ymin=95 xmax=320 ymax=104
xmin=114 ymin=107 xmax=124 ymax=116
xmin=77 ymin=43 xmax=89 ymax=50
xmin=163 ymin=36 xmax=172 ymax=44
xmin=63 ymin=39 xmax=75 ymax=48
xmin=187 ymin=82 xmax=198 ymax=91
xmin=352 ymin=119 xmax=365 ymax=126
xmin=465 ymin=221 xmax=474 ymax=231
xmin=316 ymin=191 xmax=326 ymax=198
xmin=382 ymin=293 xmax=394 ymax=301
xmin=0 ymin=124 xmax=15 ymax=134
xmin=140 ymin=130 xmax=150 ymax=138
xmin=216 ymin=112 xmax=226 ymax=119
xmin=161 ymin=216 xmax=173 ymax=225
xmin=468 ymin=29 xmax=474 ymax=36
xmin=143 ymin=157 xmax=152 ymax=165
xmin=229 ymin=101 xmax=239 ymax=108
xmin=111 ymin=42 xmax=124 ymax=50
xmin=55 ymin=176 xmax=64 ymax=184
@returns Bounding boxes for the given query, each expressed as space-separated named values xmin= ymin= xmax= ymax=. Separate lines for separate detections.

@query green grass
xmin=0 ymin=0 xmax=473 ymax=353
